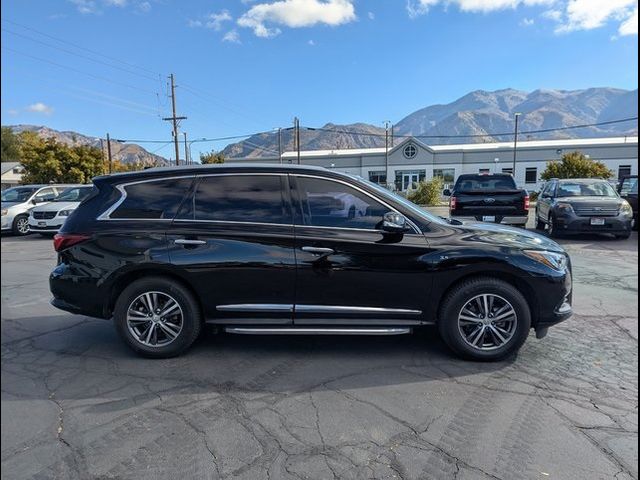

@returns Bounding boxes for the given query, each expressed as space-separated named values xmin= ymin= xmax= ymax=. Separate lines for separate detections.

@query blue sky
xmin=1 ymin=0 xmax=637 ymax=159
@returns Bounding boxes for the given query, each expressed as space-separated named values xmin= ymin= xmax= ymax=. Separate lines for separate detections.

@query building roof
xmin=276 ymin=136 xmax=638 ymax=159
xmin=1 ymin=162 xmax=22 ymax=175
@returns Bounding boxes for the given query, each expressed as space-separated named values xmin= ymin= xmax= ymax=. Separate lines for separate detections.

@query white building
xmin=1 ymin=162 xmax=25 ymax=190
xmin=228 ymin=136 xmax=638 ymax=192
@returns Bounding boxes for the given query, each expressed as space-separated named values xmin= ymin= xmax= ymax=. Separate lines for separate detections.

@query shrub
xmin=407 ymin=177 xmax=443 ymax=206
xmin=541 ymin=151 xmax=613 ymax=180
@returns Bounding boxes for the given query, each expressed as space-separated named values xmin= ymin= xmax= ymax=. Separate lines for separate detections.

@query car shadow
xmin=2 ymin=315 xmax=516 ymax=404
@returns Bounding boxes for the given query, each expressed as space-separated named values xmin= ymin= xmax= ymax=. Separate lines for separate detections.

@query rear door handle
xmin=174 ymin=239 xmax=207 ymax=246
xmin=301 ymin=246 xmax=335 ymax=256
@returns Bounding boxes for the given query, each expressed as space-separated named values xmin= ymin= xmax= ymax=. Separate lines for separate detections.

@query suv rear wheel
xmin=114 ymin=277 xmax=202 ymax=358
xmin=438 ymin=277 xmax=531 ymax=361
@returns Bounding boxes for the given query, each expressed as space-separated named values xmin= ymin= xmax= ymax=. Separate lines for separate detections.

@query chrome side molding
xmin=216 ymin=304 xmax=294 ymax=313
xmin=295 ymin=305 xmax=422 ymax=315
xmin=225 ymin=327 xmax=412 ymax=335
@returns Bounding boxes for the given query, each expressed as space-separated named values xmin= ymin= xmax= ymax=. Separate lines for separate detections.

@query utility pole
xmin=384 ymin=121 xmax=391 ymax=188
xmin=391 ymin=124 xmax=395 ymax=148
xmin=106 ymin=133 xmax=113 ymax=174
xmin=512 ymin=113 xmax=521 ymax=176
xmin=294 ymin=117 xmax=301 ymax=165
xmin=183 ymin=132 xmax=189 ymax=165
xmin=278 ymin=128 xmax=283 ymax=164
xmin=163 ymin=74 xmax=187 ymax=166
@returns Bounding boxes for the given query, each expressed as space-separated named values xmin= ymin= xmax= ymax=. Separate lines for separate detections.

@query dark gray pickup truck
xmin=444 ymin=173 xmax=530 ymax=226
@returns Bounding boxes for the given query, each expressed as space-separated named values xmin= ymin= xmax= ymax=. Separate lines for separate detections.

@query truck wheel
xmin=548 ymin=214 xmax=562 ymax=238
xmin=438 ymin=277 xmax=531 ymax=361
xmin=12 ymin=215 xmax=30 ymax=236
xmin=535 ymin=211 xmax=545 ymax=230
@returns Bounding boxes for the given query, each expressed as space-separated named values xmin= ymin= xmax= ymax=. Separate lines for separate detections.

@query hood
xmin=1 ymin=201 xmax=23 ymax=209
xmin=454 ymin=221 xmax=564 ymax=252
xmin=32 ymin=201 xmax=80 ymax=213
xmin=558 ymin=196 xmax=622 ymax=206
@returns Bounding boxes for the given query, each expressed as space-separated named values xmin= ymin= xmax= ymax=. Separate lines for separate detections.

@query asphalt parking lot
xmin=1 ymin=226 xmax=638 ymax=480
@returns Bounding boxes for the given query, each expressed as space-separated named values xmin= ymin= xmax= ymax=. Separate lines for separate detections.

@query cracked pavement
xmin=1 ymin=230 xmax=638 ymax=480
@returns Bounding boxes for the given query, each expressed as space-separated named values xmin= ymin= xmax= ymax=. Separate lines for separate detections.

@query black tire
xmin=39 ymin=233 xmax=56 ymax=238
xmin=547 ymin=214 xmax=562 ymax=238
xmin=437 ymin=277 xmax=531 ymax=361
xmin=535 ymin=210 xmax=546 ymax=230
xmin=113 ymin=276 xmax=202 ymax=358
xmin=12 ymin=215 xmax=30 ymax=236
xmin=615 ymin=232 xmax=631 ymax=240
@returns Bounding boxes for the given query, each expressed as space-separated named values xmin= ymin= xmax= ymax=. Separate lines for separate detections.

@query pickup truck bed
xmin=448 ymin=174 xmax=529 ymax=226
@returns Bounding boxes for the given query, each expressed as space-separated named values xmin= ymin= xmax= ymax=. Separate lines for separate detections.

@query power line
xmin=2 ymin=27 xmax=159 ymax=82
xmin=2 ymin=46 xmax=158 ymax=95
xmin=307 ymin=117 xmax=638 ymax=140
xmin=1 ymin=18 xmax=161 ymax=77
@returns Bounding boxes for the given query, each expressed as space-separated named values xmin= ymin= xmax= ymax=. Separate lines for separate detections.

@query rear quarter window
xmin=110 ymin=178 xmax=194 ymax=219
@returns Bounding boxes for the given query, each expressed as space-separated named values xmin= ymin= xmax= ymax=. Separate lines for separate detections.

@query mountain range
xmin=4 ymin=87 xmax=637 ymax=163
xmin=6 ymin=125 xmax=168 ymax=166
xmin=223 ymin=87 xmax=638 ymax=158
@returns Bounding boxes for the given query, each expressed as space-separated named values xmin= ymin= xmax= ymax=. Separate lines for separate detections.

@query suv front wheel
xmin=114 ymin=277 xmax=202 ymax=358
xmin=438 ymin=277 xmax=531 ymax=361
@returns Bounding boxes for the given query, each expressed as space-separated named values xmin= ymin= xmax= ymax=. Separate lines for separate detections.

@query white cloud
xmin=69 ymin=0 xmax=99 ymax=14
xmin=238 ymin=0 xmax=356 ymax=38
xmin=407 ymin=0 xmax=638 ymax=35
xmin=206 ymin=10 xmax=233 ymax=30
xmin=137 ymin=1 xmax=151 ymax=13
xmin=619 ymin=5 xmax=638 ymax=34
xmin=368 ymin=11 xmax=375 ymax=19
xmin=105 ymin=0 xmax=127 ymax=6
xmin=308 ymin=39 xmax=316 ymax=45
xmin=26 ymin=103 xmax=54 ymax=115
xmin=188 ymin=19 xmax=203 ymax=27
xmin=223 ymin=29 xmax=242 ymax=43
xmin=520 ymin=16 xmax=535 ymax=24
xmin=7 ymin=109 xmax=19 ymax=116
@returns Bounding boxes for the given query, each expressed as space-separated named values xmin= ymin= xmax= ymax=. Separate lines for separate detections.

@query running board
xmin=224 ymin=327 xmax=412 ymax=336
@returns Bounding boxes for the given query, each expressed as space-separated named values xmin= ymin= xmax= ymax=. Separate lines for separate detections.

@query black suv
xmin=50 ymin=164 xmax=573 ymax=361
xmin=535 ymin=178 xmax=634 ymax=239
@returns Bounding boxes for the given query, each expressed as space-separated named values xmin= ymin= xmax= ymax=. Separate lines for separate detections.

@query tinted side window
xmin=295 ymin=176 xmax=388 ymax=230
xmin=111 ymin=178 xmax=193 ymax=219
xmin=192 ymin=175 xmax=288 ymax=224
xmin=36 ymin=188 xmax=57 ymax=201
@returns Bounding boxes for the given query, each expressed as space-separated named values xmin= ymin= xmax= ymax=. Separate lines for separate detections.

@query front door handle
xmin=174 ymin=239 xmax=207 ymax=246
xmin=301 ymin=246 xmax=335 ymax=256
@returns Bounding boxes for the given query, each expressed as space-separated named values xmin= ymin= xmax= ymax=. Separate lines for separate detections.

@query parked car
xmin=444 ymin=173 xmax=529 ymax=226
xmin=618 ymin=175 xmax=638 ymax=230
xmin=28 ymin=185 xmax=96 ymax=237
xmin=1 ymin=185 xmax=63 ymax=235
xmin=50 ymin=164 xmax=573 ymax=361
xmin=535 ymin=178 xmax=634 ymax=239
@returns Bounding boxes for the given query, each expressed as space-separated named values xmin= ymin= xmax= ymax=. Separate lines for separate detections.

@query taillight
xmin=450 ymin=196 xmax=457 ymax=211
xmin=53 ymin=233 xmax=91 ymax=252
xmin=524 ymin=195 xmax=530 ymax=211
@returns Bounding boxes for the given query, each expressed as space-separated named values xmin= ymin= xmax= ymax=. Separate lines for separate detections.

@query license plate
xmin=482 ymin=216 xmax=496 ymax=222
xmin=38 ymin=221 xmax=46 ymax=227
xmin=590 ymin=218 xmax=605 ymax=226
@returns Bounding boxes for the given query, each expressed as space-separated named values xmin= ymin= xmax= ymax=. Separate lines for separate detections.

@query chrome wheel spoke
xmin=458 ymin=293 xmax=518 ymax=351
xmin=127 ymin=291 xmax=184 ymax=348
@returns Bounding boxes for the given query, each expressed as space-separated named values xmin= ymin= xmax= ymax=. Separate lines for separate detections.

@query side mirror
xmin=381 ymin=212 xmax=409 ymax=233
xmin=443 ymin=189 xmax=452 ymax=197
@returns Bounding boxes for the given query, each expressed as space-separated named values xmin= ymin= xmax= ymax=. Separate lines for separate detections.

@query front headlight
xmin=1 ymin=209 xmax=7 ymax=216
xmin=620 ymin=201 xmax=633 ymax=217
xmin=58 ymin=209 xmax=74 ymax=217
xmin=523 ymin=250 xmax=569 ymax=271
xmin=556 ymin=202 xmax=574 ymax=214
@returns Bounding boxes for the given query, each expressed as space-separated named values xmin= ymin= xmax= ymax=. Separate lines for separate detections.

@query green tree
xmin=407 ymin=177 xmax=444 ymax=206
xmin=1 ymin=127 xmax=21 ymax=162
xmin=541 ymin=151 xmax=613 ymax=181
xmin=200 ymin=150 xmax=225 ymax=164
xmin=19 ymin=132 xmax=105 ymax=184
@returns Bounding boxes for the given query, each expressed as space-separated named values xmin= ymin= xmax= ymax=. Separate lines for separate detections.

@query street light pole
xmin=512 ymin=113 xmax=521 ymax=177
xmin=384 ymin=121 xmax=391 ymax=189
xmin=183 ymin=132 xmax=189 ymax=165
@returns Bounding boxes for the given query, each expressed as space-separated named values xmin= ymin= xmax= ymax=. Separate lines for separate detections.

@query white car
xmin=28 ymin=185 xmax=95 ymax=236
xmin=1 ymin=185 xmax=63 ymax=235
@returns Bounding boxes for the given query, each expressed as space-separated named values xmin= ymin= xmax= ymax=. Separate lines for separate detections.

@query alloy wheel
xmin=457 ymin=294 xmax=518 ymax=351
xmin=126 ymin=291 xmax=184 ymax=347
xmin=16 ymin=217 xmax=29 ymax=235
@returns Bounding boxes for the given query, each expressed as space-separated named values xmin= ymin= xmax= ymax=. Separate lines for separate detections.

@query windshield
xmin=620 ymin=177 xmax=638 ymax=196
xmin=53 ymin=186 xmax=94 ymax=202
xmin=557 ymin=182 xmax=618 ymax=197
xmin=1 ymin=187 xmax=38 ymax=203
xmin=347 ymin=174 xmax=446 ymax=225
xmin=455 ymin=176 xmax=516 ymax=191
